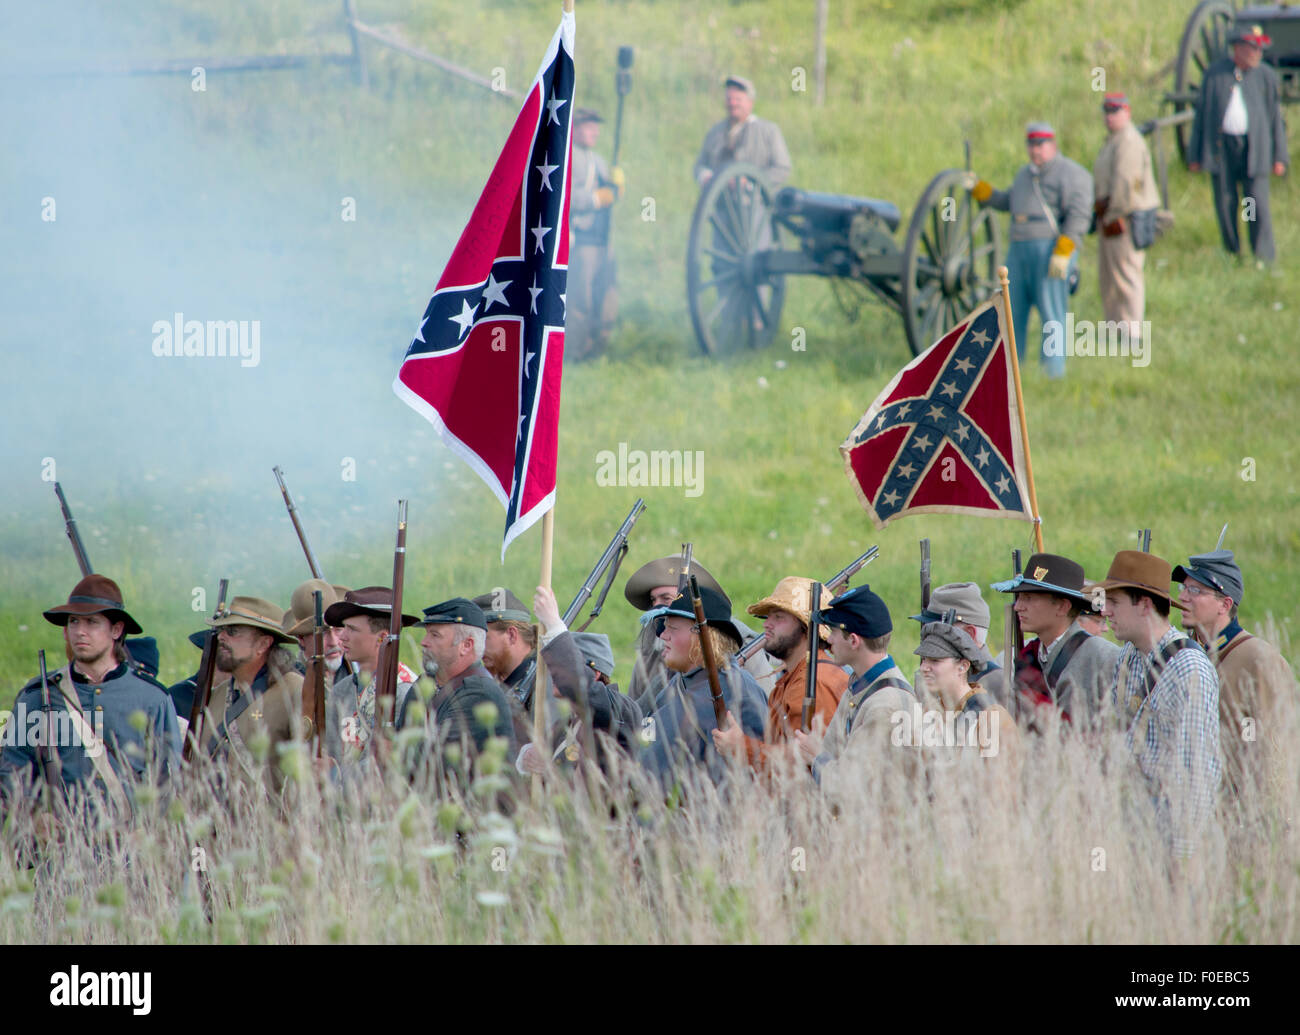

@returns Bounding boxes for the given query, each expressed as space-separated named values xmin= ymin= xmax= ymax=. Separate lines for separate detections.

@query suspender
xmin=843 ymin=675 xmax=913 ymax=736
xmin=1044 ymin=629 xmax=1091 ymax=693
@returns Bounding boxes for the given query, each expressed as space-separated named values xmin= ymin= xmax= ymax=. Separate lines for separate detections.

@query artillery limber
xmin=686 ymin=161 xmax=1004 ymax=358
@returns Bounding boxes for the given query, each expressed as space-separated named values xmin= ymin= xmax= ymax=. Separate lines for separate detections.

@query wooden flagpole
xmin=998 ymin=266 xmax=1044 ymax=553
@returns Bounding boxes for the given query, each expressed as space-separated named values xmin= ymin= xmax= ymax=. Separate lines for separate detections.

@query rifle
xmin=1002 ymin=550 xmax=1023 ymax=716
xmin=1010 ymin=549 xmax=1024 ymax=658
xmin=920 ymin=537 xmax=932 ymax=613
xmin=54 ymin=482 xmax=92 ymax=577
xmin=373 ymin=500 xmax=409 ymax=744
xmin=611 ymin=46 xmax=634 ymax=168
xmin=184 ymin=578 xmax=230 ymax=763
xmin=736 ymin=546 xmax=879 ymax=664
xmin=35 ymin=650 xmax=64 ymax=798
xmin=800 ymin=583 xmax=822 ymax=730
xmin=273 ymin=465 xmax=323 ymax=579
xmin=561 ymin=497 xmax=645 ymax=629
xmin=307 ymin=590 xmax=327 ymax=758
xmin=688 ymin=574 xmax=728 ymax=729
xmin=1139 ymin=528 xmax=1152 ymax=553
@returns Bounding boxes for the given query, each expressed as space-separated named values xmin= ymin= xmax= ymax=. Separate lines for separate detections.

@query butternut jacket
xmin=742 ymin=650 xmax=847 ymax=771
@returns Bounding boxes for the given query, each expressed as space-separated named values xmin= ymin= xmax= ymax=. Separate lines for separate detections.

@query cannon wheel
xmin=1173 ymin=0 xmax=1235 ymax=165
xmin=686 ymin=162 xmax=787 ymax=357
xmin=900 ymin=168 xmax=1003 ymax=357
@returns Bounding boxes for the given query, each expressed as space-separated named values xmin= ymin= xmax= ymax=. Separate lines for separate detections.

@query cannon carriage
xmin=686 ymin=162 xmax=1003 ymax=358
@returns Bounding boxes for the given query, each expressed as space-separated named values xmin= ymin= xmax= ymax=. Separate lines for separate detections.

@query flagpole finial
xmin=564 ymin=0 xmax=574 ymax=12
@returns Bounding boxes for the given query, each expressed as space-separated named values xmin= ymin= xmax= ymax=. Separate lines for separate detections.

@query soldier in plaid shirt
xmin=1098 ymin=551 xmax=1222 ymax=860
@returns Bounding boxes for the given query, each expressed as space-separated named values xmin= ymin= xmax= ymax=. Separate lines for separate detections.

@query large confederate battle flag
xmin=394 ymin=10 xmax=574 ymax=557
xmin=841 ymin=297 xmax=1035 ymax=529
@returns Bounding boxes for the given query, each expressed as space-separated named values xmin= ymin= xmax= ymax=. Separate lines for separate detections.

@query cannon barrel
xmin=776 ymin=187 xmax=901 ymax=232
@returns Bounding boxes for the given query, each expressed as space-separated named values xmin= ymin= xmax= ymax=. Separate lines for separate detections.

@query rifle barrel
xmin=374 ymin=500 xmax=409 ymax=737
xmin=800 ymin=583 xmax=822 ymax=730
xmin=561 ymin=498 xmax=645 ymax=626
xmin=273 ymin=466 xmax=323 ymax=580
xmin=54 ymin=482 xmax=93 ymax=577
xmin=735 ymin=546 xmax=879 ymax=664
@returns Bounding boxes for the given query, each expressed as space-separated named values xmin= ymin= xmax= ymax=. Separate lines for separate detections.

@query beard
xmin=215 ymin=644 xmax=236 ymax=672
xmin=422 ymin=650 xmax=441 ymax=679
xmin=662 ymin=646 xmax=692 ymax=673
xmin=325 ymin=654 xmax=343 ymax=673
xmin=764 ymin=628 xmax=804 ymax=664
xmin=70 ymin=640 xmax=113 ymax=666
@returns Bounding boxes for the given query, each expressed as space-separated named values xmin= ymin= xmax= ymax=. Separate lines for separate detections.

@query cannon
xmin=686 ymin=161 xmax=1003 ymax=358
xmin=1168 ymin=1 xmax=1300 ymax=165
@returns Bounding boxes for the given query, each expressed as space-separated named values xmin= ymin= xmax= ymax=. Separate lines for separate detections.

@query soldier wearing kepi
xmin=693 ymin=75 xmax=792 ymax=189
xmin=397 ymin=598 xmax=515 ymax=775
xmin=1173 ymin=546 xmax=1297 ymax=806
xmin=199 ymin=596 xmax=305 ymax=794
xmin=624 ymin=553 xmax=775 ymax=713
xmin=992 ymin=553 xmax=1120 ymax=733
xmin=914 ymin=621 xmax=1020 ymax=776
xmin=1188 ymin=23 xmax=1289 ymax=266
xmin=0 ymin=576 xmax=181 ymax=821
xmin=712 ymin=576 xmax=848 ymax=774
xmin=322 ymin=588 xmax=420 ymax=770
xmin=910 ymin=582 xmax=1009 ymax=709
xmin=1092 ymin=92 xmax=1160 ymax=342
xmin=972 ymin=123 xmax=1093 ymax=378
xmin=1098 ymin=551 xmax=1221 ymax=861
xmin=795 ymin=586 xmax=917 ymax=797
xmin=472 ymin=587 xmax=543 ymax=751
xmin=640 ymin=584 xmax=768 ymax=789
xmin=567 ymin=108 xmax=623 ymax=362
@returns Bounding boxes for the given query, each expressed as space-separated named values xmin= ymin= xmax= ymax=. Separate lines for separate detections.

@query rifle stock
xmin=800 ymin=583 xmax=822 ymax=730
xmin=273 ymin=466 xmax=323 ymax=579
xmin=735 ymin=546 xmax=879 ymax=664
xmin=688 ymin=574 xmax=728 ymax=728
xmin=561 ymin=498 xmax=645 ymax=628
xmin=184 ymin=578 xmax=230 ymax=762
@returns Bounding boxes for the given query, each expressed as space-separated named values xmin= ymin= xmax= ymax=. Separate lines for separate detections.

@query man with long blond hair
xmin=639 ymin=584 xmax=766 ymax=788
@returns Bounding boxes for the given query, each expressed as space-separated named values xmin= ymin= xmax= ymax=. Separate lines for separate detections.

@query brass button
xmin=95 ymin=705 xmax=104 ymax=712
xmin=95 ymin=688 xmax=102 ymax=695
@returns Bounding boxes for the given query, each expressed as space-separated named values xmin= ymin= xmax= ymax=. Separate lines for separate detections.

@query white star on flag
xmin=531 ymin=215 xmax=552 ymax=253
xmin=913 ymin=433 xmax=932 ymax=452
xmin=953 ymin=356 xmax=974 ymax=374
xmin=974 ymin=446 xmax=990 ymax=467
xmin=528 ymin=275 xmax=542 ymax=314
xmin=535 ymin=154 xmax=558 ymax=191
xmin=995 ymin=474 xmax=1011 ymax=494
xmin=482 ymin=273 xmax=511 ymax=311
xmin=969 ymin=329 xmax=990 ymax=345
xmin=413 ymin=315 xmax=428 ymax=344
xmin=926 ymin=405 xmax=945 ymax=421
xmin=939 ymin=380 xmax=960 ymax=399
xmin=881 ymin=489 xmax=900 ymax=506
xmin=449 ymin=298 xmax=477 ymax=339
xmin=897 ymin=461 xmax=916 ymax=479
xmin=546 ymin=90 xmax=567 ymax=125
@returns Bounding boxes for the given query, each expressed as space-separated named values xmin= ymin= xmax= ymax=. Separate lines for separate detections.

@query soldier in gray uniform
xmin=1188 ymin=23 xmax=1289 ymax=265
xmin=693 ymin=75 xmax=792 ymax=189
xmin=1 ymin=575 xmax=181 ymax=826
xmin=973 ymin=123 xmax=1093 ymax=379
xmin=568 ymin=108 xmax=623 ymax=361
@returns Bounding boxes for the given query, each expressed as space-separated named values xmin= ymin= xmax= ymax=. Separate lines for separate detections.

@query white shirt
xmin=1222 ymin=83 xmax=1249 ymax=135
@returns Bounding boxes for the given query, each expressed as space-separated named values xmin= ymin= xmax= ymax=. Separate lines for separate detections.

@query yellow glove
xmin=1048 ymin=235 xmax=1074 ymax=279
xmin=593 ymin=186 xmax=616 ymax=209
xmin=971 ymin=179 xmax=994 ymax=203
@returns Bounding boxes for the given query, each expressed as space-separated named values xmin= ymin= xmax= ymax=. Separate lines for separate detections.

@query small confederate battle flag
xmin=394 ymin=10 xmax=574 ymax=557
xmin=841 ymin=297 xmax=1035 ymax=529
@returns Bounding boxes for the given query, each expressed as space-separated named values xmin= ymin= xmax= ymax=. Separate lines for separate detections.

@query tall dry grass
xmin=3 ymin=674 xmax=1296 ymax=944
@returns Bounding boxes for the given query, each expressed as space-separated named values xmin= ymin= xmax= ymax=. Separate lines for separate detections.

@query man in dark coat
xmin=1188 ymin=23 xmax=1289 ymax=264
xmin=398 ymin=598 xmax=516 ymax=780
xmin=1 ymin=576 xmax=181 ymax=825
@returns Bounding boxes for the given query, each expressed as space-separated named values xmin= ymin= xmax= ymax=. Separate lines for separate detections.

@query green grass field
xmin=2 ymin=0 xmax=1294 ymax=697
